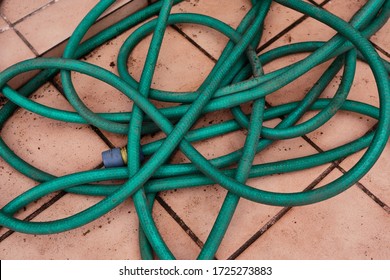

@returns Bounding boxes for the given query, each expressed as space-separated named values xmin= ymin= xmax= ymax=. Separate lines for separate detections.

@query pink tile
xmin=297 ymin=111 xmax=375 ymax=152
xmin=171 ymin=0 xmax=306 ymax=59
xmin=19 ymin=1 xmax=149 ymax=59
xmin=14 ymin=0 xmax=99 ymax=55
xmin=0 ymin=193 xmax=200 ymax=259
xmin=170 ymin=112 xmax=246 ymax=164
xmin=259 ymin=1 xmax=380 ymax=153
xmin=159 ymin=119 xmax=332 ymax=259
xmin=100 ymin=0 xmax=141 ymax=18
xmin=0 ymin=157 xmax=58 ymax=237
xmin=54 ymin=26 xmax=215 ymax=147
xmin=237 ymin=169 xmax=390 ymax=259
xmin=258 ymin=1 xmax=314 ymax=48
xmin=261 ymin=0 xmax=373 ymax=52
xmin=0 ymin=16 xmax=8 ymax=31
xmin=1 ymin=83 xmax=108 ymax=176
xmin=0 ymin=83 xmax=108 ymax=234
xmin=340 ymin=143 xmax=390 ymax=207
xmin=324 ymin=0 xmax=390 ymax=54
xmin=322 ymin=0 xmax=367 ymax=21
xmin=14 ymin=0 xmax=148 ymax=56
xmin=262 ymin=53 xmax=333 ymax=106
xmin=291 ymin=61 xmax=378 ymax=151
xmin=0 ymin=0 xmax=52 ymax=24
xmin=310 ymin=0 xmax=388 ymax=56
xmin=154 ymin=201 xmax=201 ymax=259
xmin=80 ymin=0 xmax=149 ymax=54
xmin=371 ymin=19 xmax=390 ymax=54
xmin=0 ymin=28 xmax=36 ymax=88
xmin=376 ymin=48 xmax=390 ymax=60
xmin=0 ymin=197 xmax=142 ymax=260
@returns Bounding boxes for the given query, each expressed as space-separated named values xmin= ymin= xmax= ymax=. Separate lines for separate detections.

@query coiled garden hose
xmin=0 ymin=0 xmax=389 ymax=260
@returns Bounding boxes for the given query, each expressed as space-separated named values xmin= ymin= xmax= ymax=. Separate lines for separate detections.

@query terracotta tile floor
xmin=0 ymin=0 xmax=389 ymax=260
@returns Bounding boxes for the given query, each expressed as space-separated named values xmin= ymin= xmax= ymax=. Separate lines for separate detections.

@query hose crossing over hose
xmin=0 ymin=0 xmax=389 ymax=259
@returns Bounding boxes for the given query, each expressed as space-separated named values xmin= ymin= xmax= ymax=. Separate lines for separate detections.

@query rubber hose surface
xmin=0 ymin=0 xmax=389 ymax=259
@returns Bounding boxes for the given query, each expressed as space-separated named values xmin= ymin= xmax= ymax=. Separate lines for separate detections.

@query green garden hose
xmin=0 ymin=0 xmax=389 ymax=260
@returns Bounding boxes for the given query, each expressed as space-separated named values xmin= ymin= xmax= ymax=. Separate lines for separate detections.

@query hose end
xmin=102 ymin=147 xmax=144 ymax=168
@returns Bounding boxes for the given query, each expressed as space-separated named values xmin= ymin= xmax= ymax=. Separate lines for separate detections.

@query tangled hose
xmin=0 ymin=0 xmax=389 ymax=259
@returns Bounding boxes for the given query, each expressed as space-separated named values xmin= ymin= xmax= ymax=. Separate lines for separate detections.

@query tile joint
xmin=228 ymin=161 xmax=340 ymax=260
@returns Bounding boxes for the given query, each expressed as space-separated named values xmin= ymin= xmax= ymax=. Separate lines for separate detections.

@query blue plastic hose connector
xmin=102 ymin=147 xmax=144 ymax=168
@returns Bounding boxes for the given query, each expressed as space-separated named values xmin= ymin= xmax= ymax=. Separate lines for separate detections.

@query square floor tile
xmin=259 ymin=1 xmax=381 ymax=152
xmin=236 ymin=169 xmax=390 ymax=259
xmin=14 ymin=0 xmax=149 ymax=56
xmin=292 ymin=61 xmax=379 ymax=152
xmin=0 ymin=28 xmax=36 ymax=87
xmin=340 ymin=142 xmax=390 ymax=207
xmin=53 ymin=25 xmax=215 ymax=147
xmin=0 ymin=156 xmax=57 ymax=236
xmin=370 ymin=19 xmax=390 ymax=54
xmin=14 ymin=0 xmax=99 ymax=55
xmin=0 ymin=192 xmax=200 ymax=259
xmin=171 ymin=0 xmax=306 ymax=59
xmin=154 ymin=200 xmax=201 ymax=259
xmin=1 ymin=83 xmax=108 ymax=176
xmin=0 ymin=16 xmax=8 ymax=31
xmin=0 ymin=83 xmax=108 ymax=235
xmin=158 ymin=121 xmax=333 ymax=259
xmin=0 ymin=196 xmax=141 ymax=259
xmin=0 ymin=0 xmax=52 ymax=24
xmin=322 ymin=0 xmax=367 ymax=21
xmin=318 ymin=0 xmax=389 ymax=55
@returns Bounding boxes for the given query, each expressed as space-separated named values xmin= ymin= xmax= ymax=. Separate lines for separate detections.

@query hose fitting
xmin=102 ymin=147 xmax=144 ymax=168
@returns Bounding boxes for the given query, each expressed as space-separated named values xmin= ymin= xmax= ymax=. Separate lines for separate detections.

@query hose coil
xmin=0 ymin=0 xmax=389 ymax=259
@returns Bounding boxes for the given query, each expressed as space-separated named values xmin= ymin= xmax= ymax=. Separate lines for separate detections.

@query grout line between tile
xmin=0 ymin=15 xmax=39 ymax=56
xmin=334 ymin=122 xmax=390 ymax=214
xmin=301 ymin=135 xmax=325 ymax=154
xmin=51 ymin=75 xmax=211 ymax=255
xmin=228 ymin=161 xmax=340 ymax=260
xmin=7 ymin=0 xmax=148 ymax=59
xmin=237 ymin=96 xmax=388 ymax=257
xmin=303 ymin=121 xmax=390 ymax=213
xmin=10 ymin=0 xmax=58 ymax=26
xmin=317 ymin=0 xmax=332 ymax=7
xmin=171 ymin=25 xmax=218 ymax=63
xmin=307 ymin=0 xmax=321 ymax=6
xmin=90 ymin=126 xmax=116 ymax=149
xmin=0 ymin=81 xmax=112 ymax=243
xmin=155 ymin=195 xmax=205 ymax=250
xmin=256 ymin=14 xmax=308 ymax=53
xmin=12 ymin=27 xmax=40 ymax=56
xmin=371 ymin=40 xmax=390 ymax=59
xmin=159 ymin=1 xmax=389 ymax=257
xmin=0 ymin=162 xmax=104 ymax=243
xmin=256 ymin=0 xmax=331 ymax=53
xmin=0 ymin=191 xmax=67 ymax=242
xmin=0 ymin=14 xmax=11 ymax=33
xmin=336 ymin=165 xmax=390 ymax=214
xmin=49 ymin=79 xmax=117 ymax=149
